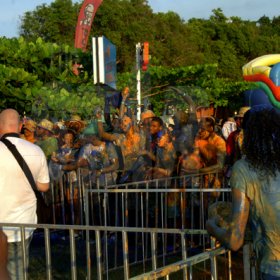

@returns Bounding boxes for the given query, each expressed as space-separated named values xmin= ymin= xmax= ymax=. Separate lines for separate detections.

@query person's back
xmin=207 ymin=105 xmax=280 ymax=280
xmin=173 ymin=110 xmax=199 ymax=155
xmin=0 ymin=137 xmax=49 ymax=232
xmin=231 ymin=158 xmax=280 ymax=275
xmin=0 ymin=109 xmax=49 ymax=279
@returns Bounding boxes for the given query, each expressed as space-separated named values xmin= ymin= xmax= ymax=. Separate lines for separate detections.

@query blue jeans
xmin=262 ymin=273 xmax=280 ymax=280
xmin=7 ymin=237 xmax=32 ymax=280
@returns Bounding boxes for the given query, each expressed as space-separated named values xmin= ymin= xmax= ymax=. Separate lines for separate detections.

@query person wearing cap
xmin=224 ymin=106 xmax=250 ymax=179
xmin=21 ymin=119 xmax=37 ymax=143
xmin=35 ymin=119 xmax=58 ymax=161
xmin=141 ymin=110 xmax=155 ymax=124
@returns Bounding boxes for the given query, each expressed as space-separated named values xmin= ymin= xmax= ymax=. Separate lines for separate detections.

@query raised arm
xmin=119 ymin=87 xmax=130 ymax=119
xmin=95 ymin=111 xmax=117 ymax=142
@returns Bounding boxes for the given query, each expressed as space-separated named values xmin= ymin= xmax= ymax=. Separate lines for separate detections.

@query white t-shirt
xmin=222 ymin=121 xmax=237 ymax=140
xmin=0 ymin=136 xmax=49 ymax=242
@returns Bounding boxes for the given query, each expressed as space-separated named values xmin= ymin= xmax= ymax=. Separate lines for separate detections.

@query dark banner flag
xmin=75 ymin=0 xmax=103 ymax=51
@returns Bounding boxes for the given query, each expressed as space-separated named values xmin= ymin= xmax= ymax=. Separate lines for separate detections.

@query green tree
xmin=19 ymin=0 xmax=79 ymax=45
xmin=0 ymin=37 xmax=103 ymax=118
xmin=10 ymin=2 xmax=280 ymax=116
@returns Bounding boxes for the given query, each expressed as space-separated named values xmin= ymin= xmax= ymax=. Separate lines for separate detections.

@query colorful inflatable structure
xmin=243 ymin=54 xmax=280 ymax=109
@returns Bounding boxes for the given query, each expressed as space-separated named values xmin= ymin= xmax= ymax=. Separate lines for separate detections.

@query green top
xmin=36 ymin=137 xmax=58 ymax=161
xmin=230 ymin=158 xmax=280 ymax=277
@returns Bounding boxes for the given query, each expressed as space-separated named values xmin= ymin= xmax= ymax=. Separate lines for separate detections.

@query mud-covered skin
xmin=207 ymin=157 xmax=280 ymax=277
xmin=206 ymin=187 xmax=249 ymax=250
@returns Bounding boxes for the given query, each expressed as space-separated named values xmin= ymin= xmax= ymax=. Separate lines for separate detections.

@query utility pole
xmin=136 ymin=42 xmax=142 ymax=122
xmin=136 ymin=42 xmax=149 ymax=121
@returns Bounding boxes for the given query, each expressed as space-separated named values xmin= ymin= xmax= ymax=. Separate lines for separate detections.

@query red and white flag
xmin=75 ymin=0 xmax=103 ymax=51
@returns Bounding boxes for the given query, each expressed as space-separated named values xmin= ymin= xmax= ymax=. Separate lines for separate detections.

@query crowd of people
xmin=2 ymin=86 xmax=280 ymax=279
xmin=20 ymin=91 xmax=248 ymax=189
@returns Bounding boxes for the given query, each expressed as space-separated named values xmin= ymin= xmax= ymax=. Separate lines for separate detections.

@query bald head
xmin=0 ymin=109 xmax=22 ymax=135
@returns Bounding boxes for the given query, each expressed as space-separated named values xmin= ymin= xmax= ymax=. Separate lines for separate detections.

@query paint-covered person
xmin=139 ymin=110 xmax=155 ymax=150
xmin=171 ymin=90 xmax=199 ymax=156
xmin=145 ymin=130 xmax=176 ymax=180
xmin=77 ymin=134 xmax=119 ymax=187
xmin=194 ymin=117 xmax=226 ymax=173
xmin=192 ymin=117 xmax=226 ymax=199
xmin=145 ymin=130 xmax=178 ymax=228
xmin=119 ymin=116 xmax=165 ymax=183
xmin=206 ymin=105 xmax=280 ymax=280
xmin=95 ymin=110 xmax=144 ymax=181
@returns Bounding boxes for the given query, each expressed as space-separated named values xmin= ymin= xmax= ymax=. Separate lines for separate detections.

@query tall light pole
xmin=136 ymin=42 xmax=149 ymax=121
xmin=136 ymin=42 xmax=142 ymax=122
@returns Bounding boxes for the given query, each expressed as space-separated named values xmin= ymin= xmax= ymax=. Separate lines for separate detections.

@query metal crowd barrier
xmin=82 ymin=173 xmax=232 ymax=278
xmin=1 ymin=223 xmax=232 ymax=280
xmin=2 ymin=169 xmax=256 ymax=279
xmin=49 ymin=169 xmax=231 ymax=229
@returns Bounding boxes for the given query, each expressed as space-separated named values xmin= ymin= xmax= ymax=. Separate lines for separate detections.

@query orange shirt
xmin=195 ymin=133 xmax=226 ymax=168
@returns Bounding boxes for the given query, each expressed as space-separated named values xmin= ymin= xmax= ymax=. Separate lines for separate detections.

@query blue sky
xmin=1 ymin=0 xmax=280 ymax=38
xmin=149 ymin=0 xmax=280 ymax=21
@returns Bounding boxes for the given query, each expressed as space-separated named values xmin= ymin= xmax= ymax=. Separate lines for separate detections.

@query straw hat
xmin=141 ymin=110 xmax=155 ymax=121
xmin=235 ymin=107 xmax=250 ymax=118
xmin=37 ymin=119 xmax=54 ymax=133
xmin=54 ymin=121 xmax=65 ymax=130
xmin=70 ymin=114 xmax=82 ymax=122
xmin=64 ymin=114 xmax=86 ymax=133
xmin=23 ymin=119 xmax=37 ymax=132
